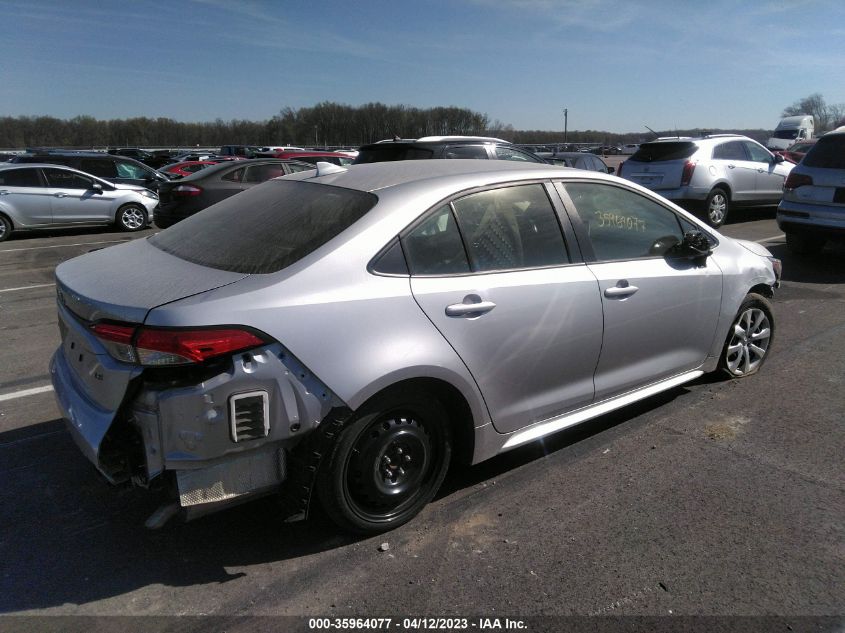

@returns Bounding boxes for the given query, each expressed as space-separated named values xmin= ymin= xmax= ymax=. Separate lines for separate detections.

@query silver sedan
xmin=50 ymin=160 xmax=780 ymax=533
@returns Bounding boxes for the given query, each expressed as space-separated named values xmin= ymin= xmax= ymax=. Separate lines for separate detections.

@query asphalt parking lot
xmin=0 ymin=214 xmax=843 ymax=632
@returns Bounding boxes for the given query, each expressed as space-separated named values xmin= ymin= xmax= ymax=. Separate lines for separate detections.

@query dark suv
xmin=353 ymin=136 xmax=546 ymax=164
xmin=12 ymin=151 xmax=170 ymax=191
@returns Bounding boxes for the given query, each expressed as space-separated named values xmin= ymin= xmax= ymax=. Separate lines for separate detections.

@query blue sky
xmin=1 ymin=0 xmax=843 ymax=134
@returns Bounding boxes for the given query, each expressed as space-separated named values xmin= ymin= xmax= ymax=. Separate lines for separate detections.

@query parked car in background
xmin=12 ymin=151 xmax=171 ymax=191
xmin=778 ymin=139 xmax=817 ymax=164
xmin=218 ymin=145 xmax=262 ymax=158
xmin=51 ymin=160 xmax=779 ymax=534
xmin=107 ymin=148 xmax=172 ymax=169
xmin=354 ymin=136 xmax=546 ymax=164
xmin=618 ymin=134 xmax=793 ymax=227
xmin=154 ymin=158 xmax=314 ymax=227
xmin=777 ymin=129 xmax=845 ymax=255
xmin=259 ymin=146 xmax=304 ymax=153
xmin=0 ymin=163 xmax=157 ymax=241
xmin=256 ymin=150 xmax=354 ymax=166
xmin=544 ymin=152 xmax=614 ymax=173
xmin=620 ymin=144 xmax=640 ymax=155
xmin=157 ymin=160 xmax=220 ymax=179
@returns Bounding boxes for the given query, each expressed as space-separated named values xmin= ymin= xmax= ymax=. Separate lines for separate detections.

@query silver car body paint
xmin=0 ymin=163 xmax=157 ymax=229
xmin=50 ymin=160 xmax=777 ymax=515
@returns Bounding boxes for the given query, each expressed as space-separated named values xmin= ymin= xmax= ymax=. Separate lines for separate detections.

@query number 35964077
xmin=594 ymin=211 xmax=646 ymax=231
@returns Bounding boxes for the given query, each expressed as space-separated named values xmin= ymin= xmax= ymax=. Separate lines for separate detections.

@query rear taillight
xmin=91 ymin=323 xmax=268 ymax=366
xmin=172 ymin=184 xmax=203 ymax=197
xmin=681 ymin=160 xmax=696 ymax=186
xmin=784 ymin=172 xmax=813 ymax=190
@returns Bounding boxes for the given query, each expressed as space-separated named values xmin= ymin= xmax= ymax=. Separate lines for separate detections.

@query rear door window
xmin=712 ymin=142 xmax=748 ymax=161
xmin=221 ymin=167 xmax=246 ymax=182
xmin=403 ymin=205 xmax=470 ymax=275
xmin=243 ymin=163 xmax=286 ymax=183
xmin=494 ymin=146 xmax=545 ymax=163
xmin=0 ymin=168 xmax=43 ymax=187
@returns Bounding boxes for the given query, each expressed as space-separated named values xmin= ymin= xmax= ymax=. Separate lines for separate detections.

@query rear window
xmin=354 ymin=147 xmax=435 ymax=163
xmin=150 ymin=179 xmax=378 ymax=274
xmin=629 ymin=142 xmax=697 ymax=162
xmin=802 ymin=135 xmax=845 ymax=169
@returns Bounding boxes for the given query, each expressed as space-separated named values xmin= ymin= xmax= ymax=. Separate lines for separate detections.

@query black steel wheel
xmin=719 ymin=293 xmax=774 ymax=378
xmin=317 ymin=389 xmax=452 ymax=534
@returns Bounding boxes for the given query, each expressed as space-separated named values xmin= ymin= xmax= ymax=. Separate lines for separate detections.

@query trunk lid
xmin=55 ymin=237 xmax=248 ymax=324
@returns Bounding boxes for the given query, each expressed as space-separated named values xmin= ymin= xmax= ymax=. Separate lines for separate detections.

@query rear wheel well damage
xmin=282 ymin=377 xmax=475 ymax=523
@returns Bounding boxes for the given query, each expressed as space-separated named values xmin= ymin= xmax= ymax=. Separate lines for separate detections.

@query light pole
xmin=563 ymin=108 xmax=568 ymax=146
xmin=314 ymin=125 xmax=318 ymax=148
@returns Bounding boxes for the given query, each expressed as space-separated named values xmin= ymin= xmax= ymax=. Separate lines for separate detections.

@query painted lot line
xmin=0 ymin=282 xmax=55 ymax=294
xmin=756 ymin=234 xmax=785 ymax=243
xmin=0 ymin=239 xmax=129 ymax=253
xmin=0 ymin=385 xmax=54 ymax=402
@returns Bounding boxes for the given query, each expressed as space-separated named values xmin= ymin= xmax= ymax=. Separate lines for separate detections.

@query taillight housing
xmin=784 ymin=172 xmax=813 ymax=191
xmin=681 ymin=160 xmax=696 ymax=187
xmin=172 ymin=184 xmax=203 ymax=197
xmin=91 ymin=323 xmax=269 ymax=366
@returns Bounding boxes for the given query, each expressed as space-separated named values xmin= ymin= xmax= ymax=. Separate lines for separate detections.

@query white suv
xmin=618 ymin=134 xmax=794 ymax=227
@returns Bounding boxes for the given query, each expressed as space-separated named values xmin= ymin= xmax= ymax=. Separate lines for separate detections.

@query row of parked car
xmin=0 ymin=133 xmax=842 ymax=253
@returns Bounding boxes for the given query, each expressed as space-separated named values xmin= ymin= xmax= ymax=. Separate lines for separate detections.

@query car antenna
xmin=644 ymin=125 xmax=659 ymax=139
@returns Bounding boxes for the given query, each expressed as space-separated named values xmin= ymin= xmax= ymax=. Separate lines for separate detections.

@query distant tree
xmin=782 ymin=93 xmax=845 ymax=132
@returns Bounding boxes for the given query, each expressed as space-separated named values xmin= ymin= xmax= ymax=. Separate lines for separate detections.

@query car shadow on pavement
xmin=0 ymin=386 xmax=691 ymax=613
xmin=766 ymin=241 xmax=845 ymax=286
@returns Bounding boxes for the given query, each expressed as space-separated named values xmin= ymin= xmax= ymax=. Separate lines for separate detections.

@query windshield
xmin=150 ymin=179 xmax=378 ymax=274
xmin=773 ymin=130 xmax=799 ymax=140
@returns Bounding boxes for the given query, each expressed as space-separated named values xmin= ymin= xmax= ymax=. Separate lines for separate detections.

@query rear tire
xmin=316 ymin=389 xmax=452 ymax=534
xmin=785 ymin=232 xmax=824 ymax=256
xmin=0 ymin=215 xmax=11 ymax=242
xmin=703 ymin=188 xmax=729 ymax=228
xmin=719 ymin=293 xmax=774 ymax=378
xmin=116 ymin=204 xmax=147 ymax=232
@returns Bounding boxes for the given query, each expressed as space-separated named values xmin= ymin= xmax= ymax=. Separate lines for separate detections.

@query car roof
xmin=282 ymin=158 xmax=588 ymax=193
xmin=174 ymin=158 xmax=314 ymax=181
xmin=0 ymin=162 xmax=127 ymax=185
xmin=366 ymin=136 xmax=511 ymax=147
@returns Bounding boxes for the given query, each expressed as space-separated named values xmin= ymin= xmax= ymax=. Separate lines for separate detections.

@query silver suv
xmin=777 ymin=129 xmax=845 ymax=255
xmin=619 ymin=134 xmax=794 ymax=227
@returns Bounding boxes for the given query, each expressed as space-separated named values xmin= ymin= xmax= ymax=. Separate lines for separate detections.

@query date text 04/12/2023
xmin=307 ymin=617 xmax=528 ymax=630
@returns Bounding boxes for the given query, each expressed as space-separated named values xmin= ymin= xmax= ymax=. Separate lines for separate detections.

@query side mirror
xmin=91 ymin=183 xmax=103 ymax=193
xmin=773 ymin=153 xmax=785 ymax=164
xmin=667 ymin=230 xmax=712 ymax=262
xmin=607 ymin=166 xmax=616 ymax=174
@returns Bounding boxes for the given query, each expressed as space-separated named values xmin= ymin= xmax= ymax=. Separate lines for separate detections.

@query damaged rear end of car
xmin=50 ymin=178 xmax=378 ymax=527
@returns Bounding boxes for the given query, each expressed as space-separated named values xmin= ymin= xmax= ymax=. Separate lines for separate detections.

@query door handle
xmin=0 ymin=190 xmax=9 ymax=195
xmin=604 ymin=284 xmax=639 ymax=298
xmin=54 ymin=192 xmax=67 ymax=198
xmin=445 ymin=300 xmax=496 ymax=317
xmin=727 ymin=164 xmax=735 ymax=169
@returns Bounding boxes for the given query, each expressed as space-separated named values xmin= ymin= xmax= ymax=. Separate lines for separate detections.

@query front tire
xmin=116 ymin=204 xmax=147 ymax=232
xmin=0 ymin=215 xmax=11 ymax=242
xmin=317 ymin=389 xmax=452 ymax=534
xmin=703 ymin=188 xmax=729 ymax=228
xmin=719 ymin=293 xmax=774 ymax=378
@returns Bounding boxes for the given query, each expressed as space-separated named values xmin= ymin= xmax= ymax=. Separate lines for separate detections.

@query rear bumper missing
xmin=52 ymin=340 xmax=348 ymax=522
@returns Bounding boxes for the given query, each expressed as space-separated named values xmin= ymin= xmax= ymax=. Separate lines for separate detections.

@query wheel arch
xmin=352 ymin=376 xmax=478 ymax=467
xmin=710 ymin=181 xmax=732 ymax=200
xmin=748 ymin=283 xmax=773 ymax=299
